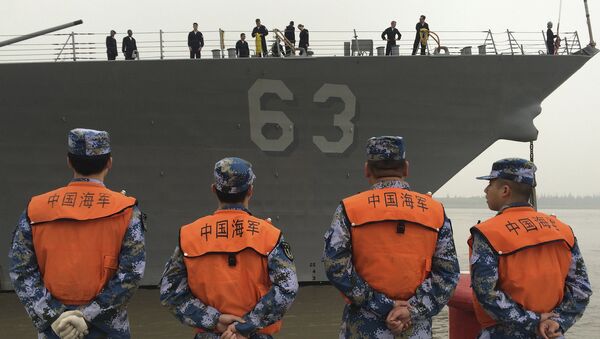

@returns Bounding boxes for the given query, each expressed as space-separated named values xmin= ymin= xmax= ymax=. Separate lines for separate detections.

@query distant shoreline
xmin=437 ymin=195 xmax=600 ymax=209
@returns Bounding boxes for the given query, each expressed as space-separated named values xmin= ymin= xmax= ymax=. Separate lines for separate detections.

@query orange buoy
xmin=448 ymin=272 xmax=480 ymax=339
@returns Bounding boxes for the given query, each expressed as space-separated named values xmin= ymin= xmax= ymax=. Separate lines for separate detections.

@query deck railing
xmin=0 ymin=29 xmax=582 ymax=63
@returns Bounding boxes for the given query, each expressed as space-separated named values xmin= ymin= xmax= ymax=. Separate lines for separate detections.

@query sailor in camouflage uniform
xmin=470 ymin=158 xmax=592 ymax=339
xmin=160 ymin=157 xmax=298 ymax=339
xmin=9 ymin=128 xmax=146 ymax=338
xmin=323 ymin=136 xmax=460 ymax=338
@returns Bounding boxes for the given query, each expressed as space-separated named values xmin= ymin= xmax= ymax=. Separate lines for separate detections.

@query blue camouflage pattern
xmin=366 ymin=136 xmax=405 ymax=161
xmin=476 ymin=158 xmax=537 ymax=186
xmin=68 ymin=128 xmax=111 ymax=156
xmin=159 ymin=205 xmax=298 ymax=339
xmin=9 ymin=183 xmax=146 ymax=338
xmin=214 ymin=157 xmax=256 ymax=194
xmin=470 ymin=207 xmax=592 ymax=339
xmin=323 ymin=180 xmax=460 ymax=338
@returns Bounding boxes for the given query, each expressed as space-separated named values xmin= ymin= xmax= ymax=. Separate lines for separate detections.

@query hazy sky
xmin=2 ymin=0 xmax=598 ymax=196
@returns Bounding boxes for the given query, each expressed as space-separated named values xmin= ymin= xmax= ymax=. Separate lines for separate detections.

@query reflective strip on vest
xmin=180 ymin=210 xmax=282 ymax=334
xmin=28 ymin=182 xmax=135 ymax=305
xmin=342 ymin=188 xmax=444 ymax=300
xmin=468 ymin=207 xmax=574 ymax=328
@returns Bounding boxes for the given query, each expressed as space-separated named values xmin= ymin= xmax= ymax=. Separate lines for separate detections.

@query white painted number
xmin=248 ymin=79 xmax=356 ymax=153
xmin=248 ymin=79 xmax=294 ymax=152
xmin=312 ymin=84 xmax=356 ymax=153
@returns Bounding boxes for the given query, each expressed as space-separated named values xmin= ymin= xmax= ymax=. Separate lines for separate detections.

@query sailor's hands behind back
xmin=386 ymin=300 xmax=412 ymax=335
xmin=538 ymin=312 xmax=562 ymax=339
xmin=216 ymin=314 xmax=244 ymax=333
xmin=220 ymin=323 xmax=249 ymax=339
xmin=51 ymin=310 xmax=89 ymax=339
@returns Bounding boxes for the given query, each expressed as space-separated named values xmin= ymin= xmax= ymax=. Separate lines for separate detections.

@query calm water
xmin=445 ymin=208 xmax=600 ymax=338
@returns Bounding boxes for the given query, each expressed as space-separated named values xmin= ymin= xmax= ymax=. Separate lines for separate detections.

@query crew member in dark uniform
xmin=412 ymin=15 xmax=429 ymax=55
xmin=298 ymin=24 xmax=309 ymax=56
xmin=122 ymin=29 xmax=137 ymax=60
xmin=252 ymin=19 xmax=269 ymax=57
xmin=381 ymin=21 xmax=402 ymax=55
xmin=188 ymin=23 xmax=204 ymax=59
xmin=546 ymin=21 xmax=557 ymax=55
xmin=106 ymin=30 xmax=118 ymax=60
xmin=236 ymin=33 xmax=250 ymax=58
xmin=271 ymin=37 xmax=284 ymax=57
xmin=284 ymin=21 xmax=296 ymax=56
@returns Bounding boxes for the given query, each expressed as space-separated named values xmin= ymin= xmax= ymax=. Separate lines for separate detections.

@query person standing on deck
xmin=252 ymin=19 xmax=269 ymax=57
xmin=188 ymin=23 xmax=205 ymax=59
xmin=236 ymin=33 xmax=250 ymax=58
xmin=106 ymin=30 xmax=118 ymax=60
xmin=122 ymin=29 xmax=138 ymax=60
xmin=381 ymin=21 xmax=402 ymax=55
xmin=298 ymin=24 xmax=309 ymax=55
xmin=547 ymin=21 xmax=558 ymax=55
xmin=284 ymin=21 xmax=296 ymax=56
xmin=412 ymin=15 xmax=429 ymax=55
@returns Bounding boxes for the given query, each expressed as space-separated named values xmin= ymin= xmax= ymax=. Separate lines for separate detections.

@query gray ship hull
xmin=0 ymin=54 xmax=595 ymax=288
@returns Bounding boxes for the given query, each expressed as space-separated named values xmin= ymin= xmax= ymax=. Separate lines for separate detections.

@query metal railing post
xmin=542 ymin=30 xmax=547 ymax=52
xmin=55 ymin=34 xmax=72 ymax=62
xmin=507 ymin=29 xmax=514 ymax=55
xmin=564 ymin=37 xmax=570 ymax=54
xmin=584 ymin=0 xmax=596 ymax=47
xmin=71 ymin=32 xmax=76 ymax=61
xmin=575 ymin=31 xmax=582 ymax=50
xmin=489 ymin=29 xmax=498 ymax=54
xmin=159 ymin=29 xmax=164 ymax=60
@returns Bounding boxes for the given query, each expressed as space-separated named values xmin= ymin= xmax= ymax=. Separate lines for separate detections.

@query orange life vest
xmin=342 ymin=187 xmax=445 ymax=301
xmin=27 ymin=181 xmax=136 ymax=305
xmin=468 ymin=206 xmax=574 ymax=328
xmin=180 ymin=209 xmax=282 ymax=334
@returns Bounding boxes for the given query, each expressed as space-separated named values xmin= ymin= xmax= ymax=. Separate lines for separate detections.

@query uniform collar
xmin=216 ymin=203 xmax=252 ymax=215
xmin=497 ymin=202 xmax=533 ymax=215
xmin=69 ymin=178 xmax=105 ymax=187
xmin=371 ymin=179 xmax=410 ymax=190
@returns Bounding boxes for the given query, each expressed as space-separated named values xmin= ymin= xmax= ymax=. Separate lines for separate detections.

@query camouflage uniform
xmin=471 ymin=158 xmax=592 ymax=339
xmin=159 ymin=157 xmax=298 ymax=338
xmin=323 ymin=136 xmax=460 ymax=338
xmin=8 ymin=129 xmax=146 ymax=338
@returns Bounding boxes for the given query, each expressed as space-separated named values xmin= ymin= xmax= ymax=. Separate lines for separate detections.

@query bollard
xmin=227 ymin=48 xmax=237 ymax=58
xmin=211 ymin=49 xmax=221 ymax=59
xmin=376 ymin=46 xmax=385 ymax=56
xmin=448 ymin=273 xmax=480 ymax=339
xmin=391 ymin=45 xmax=399 ymax=56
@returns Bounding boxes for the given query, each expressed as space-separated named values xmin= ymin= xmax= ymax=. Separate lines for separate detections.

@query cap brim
xmin=476 ymin=175 xmax=496 ymax=180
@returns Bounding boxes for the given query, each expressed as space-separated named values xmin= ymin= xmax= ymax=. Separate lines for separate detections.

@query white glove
xmin=59 ymin=315 xmax=89 ymax=339
xmin=51 ymin=310 xmax=89 ymax=339
xmin=51 ymin=311 xmax=83 ymax=335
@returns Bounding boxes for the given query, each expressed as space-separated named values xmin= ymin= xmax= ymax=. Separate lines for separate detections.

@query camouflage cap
xmin=366 ymin=136 xmax=405 ymax=161
xmin=476 ymin=158 xmax=537 ymax=186
xmin=214 ymin=157 xmax=256 ymax=194
xmin=68 ymin=128 xmax=111 ymax=156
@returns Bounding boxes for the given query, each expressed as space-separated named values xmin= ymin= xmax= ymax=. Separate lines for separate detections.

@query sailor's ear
xmin=364 ymin=162 xmax=371 ymax=178
xmin=403 ymin=160 xmax=409 ymax=178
